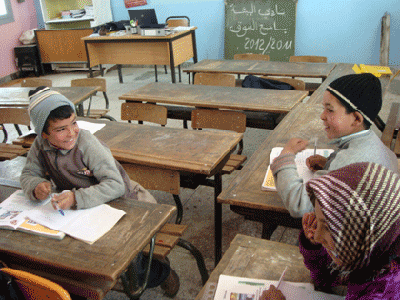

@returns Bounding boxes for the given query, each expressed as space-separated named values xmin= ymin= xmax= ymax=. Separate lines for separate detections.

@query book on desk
xmin=0 ymin=190 xmax=126 ymax=244
xmin=0 ymin=190 xmax=65 ymax=240
xmin=214 ymin=274 xmax=344 ymax=300
xmin=262 ymin=147 xmax=334 ymax=191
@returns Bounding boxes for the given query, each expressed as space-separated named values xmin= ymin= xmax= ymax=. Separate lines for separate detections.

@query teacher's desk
xmin=82 ymin=28 xmax=198 ymax=84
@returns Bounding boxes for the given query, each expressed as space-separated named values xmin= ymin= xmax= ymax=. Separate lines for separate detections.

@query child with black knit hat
xmin=270 ymin=73 xmax=398 ymax=218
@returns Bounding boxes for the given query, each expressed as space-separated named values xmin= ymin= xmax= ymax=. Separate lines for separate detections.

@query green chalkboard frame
xmin=224 ymin=0 xmax=297 ymax=61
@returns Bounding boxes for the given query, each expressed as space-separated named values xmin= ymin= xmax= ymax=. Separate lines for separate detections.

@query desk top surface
xmin=0 ymin=87 xmax=99 ymax=107
xmin=119 ymin=82 xmax=309 ymax=113
xmin=183 ymin=59 xmax=336 ymax=78
xmin=0 ymin=184 xmax=176 ymax=298
xmin=82 ymin=28 xmax=195 ymax=41
xmin=195 ymin=234 xmax=311 ymax=300
xmin=94 ymin=120 xmax=243 ymax=176
xmin=217 ymin=63 xmax=399 ymax=213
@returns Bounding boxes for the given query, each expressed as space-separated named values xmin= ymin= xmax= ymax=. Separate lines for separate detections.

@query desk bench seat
xmin=165 ymin=105 xmax=282 ymax=130
xmin=0 ymin=143 xmax=29 ymax=161
xmin=143 ymin=223 xmax=188 ymax=259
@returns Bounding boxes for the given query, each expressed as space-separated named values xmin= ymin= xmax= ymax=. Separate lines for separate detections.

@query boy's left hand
xmin=51 ymin=191 xmax=77 ymax=210
xmin=260 ymin=285 xmax=286 ymax=300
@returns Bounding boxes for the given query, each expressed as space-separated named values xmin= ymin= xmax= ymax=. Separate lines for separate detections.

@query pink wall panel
xmin=0 ymin=0 xmax=38 ymax=78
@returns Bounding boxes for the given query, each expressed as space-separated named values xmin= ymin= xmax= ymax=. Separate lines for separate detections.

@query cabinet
xmin=38 ymin=0 xmax=112 ymax=30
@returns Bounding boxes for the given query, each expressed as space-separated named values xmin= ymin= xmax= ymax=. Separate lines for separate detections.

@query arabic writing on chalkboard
xmin=224 ymin=0 xmax=297 ymax=61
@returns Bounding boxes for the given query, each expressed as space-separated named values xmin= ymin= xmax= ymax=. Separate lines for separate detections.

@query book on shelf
xmin=0 ymin=190 xmax=65 ymax=240
xmin=261 ymin=147 xmax=334 ymax=191
xmin=213 ymin=274 xmax=344 ymax=300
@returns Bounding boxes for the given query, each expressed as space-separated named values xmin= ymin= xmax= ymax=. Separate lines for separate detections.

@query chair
xmin=121 ymin=102 xmax=168 ymax=126
xmin=70 ymin=78 xmax=116 ymax=121
xmin=289 ymin=55 xmax=327 ymax=63
xmin=1 ymin=268 xmax=71 ymax=300
xmin=233 ymin=53 xmax=270 ymax=82
xmin=21 ymin=78 xmax=52 ymax=87
xmin=191 ymin=108 xmax=247 ymax=175
xmin=0 ymin=107 xmax=31 ymax=161
xmin=154 ymin=16 xmax=191 ymax=83
xmin=289 ymin=56 xmax=328 ymax=95
xmin=194 ymin=72 xmax=236 ymax=87
xmin=233 ymin=53 xmax=270 ymax=61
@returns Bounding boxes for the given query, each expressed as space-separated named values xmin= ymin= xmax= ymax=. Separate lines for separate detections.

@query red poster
xmin=124 ymin=0 xmax=147 ymax=8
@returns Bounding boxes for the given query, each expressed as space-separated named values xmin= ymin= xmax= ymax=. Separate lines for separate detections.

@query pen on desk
xmin=55 ymin=203 xmax=65 ymax=216
xmin=276 ymin=266 xmax=288 ymax=290
xmin=238 ymin=281 xmax=264 ymax=286
xmin=313 ymin=137 xmax=318 ymax=156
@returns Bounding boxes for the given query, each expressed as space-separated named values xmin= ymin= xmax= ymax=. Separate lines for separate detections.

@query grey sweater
xmin=270 ymin=130 xmax=398 ymax=217
xmin=20 ymin=129 xmax=155 ymax=209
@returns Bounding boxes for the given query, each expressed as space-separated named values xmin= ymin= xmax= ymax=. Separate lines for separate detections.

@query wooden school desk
xmin=195 ymin=234 xmax=312 ymax=300
xmin=82 ymin=28 xmax=198 ymax=84
xmin=183 ymin=59 xmax=336 ymax=83
xmin=119 ymin=82 xmax=309 ymax=129
xmin=12 ymin=119 xmax=243 ymax=265
xmin=0 ymin=86 xmax=99 ymax=117
xmin=217 ymin=63 xmax=400 ymax=239
xmin=0 ymin=184 xmax=176 ymax=300
xmin=92 ymin=120 xmax=242 ymax=265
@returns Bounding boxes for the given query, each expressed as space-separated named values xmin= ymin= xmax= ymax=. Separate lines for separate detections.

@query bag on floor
xmin=242 ymin=75 xmax=294 ymax=90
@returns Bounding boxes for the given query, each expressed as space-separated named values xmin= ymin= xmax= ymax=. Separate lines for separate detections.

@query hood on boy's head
xmin=28 ymin=87 xmax=76 ymax=136
xmin=327 ymin=73 xmax=382 ymax=125
xmin=306 ymin=162 xmax=400 ymax=275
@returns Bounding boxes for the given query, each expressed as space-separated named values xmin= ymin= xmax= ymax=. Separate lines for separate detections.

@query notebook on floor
xmin=128 ymin=8 xmax=165 ymax=28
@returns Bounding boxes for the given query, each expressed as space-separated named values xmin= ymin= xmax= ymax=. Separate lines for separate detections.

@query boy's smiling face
xmin=41 ymin=113 xmax=79 ymax=150
xmin=320 ymin=91 xmax=364 ymax=139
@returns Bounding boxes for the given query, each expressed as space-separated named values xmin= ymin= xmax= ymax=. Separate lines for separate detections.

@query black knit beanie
xmin=327 ymin=73 xmax=382 ymax=125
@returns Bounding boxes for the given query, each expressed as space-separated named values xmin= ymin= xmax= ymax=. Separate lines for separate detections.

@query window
xmin=0 ymin=0 xmax=14 ymax=26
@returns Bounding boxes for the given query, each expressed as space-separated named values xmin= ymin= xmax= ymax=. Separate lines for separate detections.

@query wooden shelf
xmin=46 ymin=16 xmax=94 ymax=24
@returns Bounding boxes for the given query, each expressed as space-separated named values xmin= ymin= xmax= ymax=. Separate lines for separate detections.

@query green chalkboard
xmin=224 ymin=0 xmax=297 ymax=61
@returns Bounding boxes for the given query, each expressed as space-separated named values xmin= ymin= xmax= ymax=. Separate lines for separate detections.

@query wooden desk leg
xmin=168 ymin=40 xmax=176 ymax=83
xmin=214 ymin=172 xmax=222 ymax=267
xmin=118 ymin=65 xmax=123 ymax=84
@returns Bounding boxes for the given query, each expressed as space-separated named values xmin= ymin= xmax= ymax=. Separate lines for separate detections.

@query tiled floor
xmin=2 ymin=65 xmax=303 ymax=299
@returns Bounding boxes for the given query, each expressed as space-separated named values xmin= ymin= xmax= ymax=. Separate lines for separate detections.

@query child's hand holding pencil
xmin=260 ymin=267 xmax=287 ymax=300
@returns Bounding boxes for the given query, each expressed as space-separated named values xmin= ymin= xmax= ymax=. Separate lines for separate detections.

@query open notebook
xmin=262 ymin=147 xmax=334 ymax=191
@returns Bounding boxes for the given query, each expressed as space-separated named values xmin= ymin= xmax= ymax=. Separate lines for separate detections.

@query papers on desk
xmin=26 ymin=201 xmax=125 ymax=244
xmin=170 ymin=26 xmax=195 ymax=31
xmin=0 ymin=190 xmax=126 ymax=244
xmin=261 ymin=147 xmax=334 ymax=191
xmin=214 ymin=275 xmax=344 ymax=300
xmin=76 ymin=120 xmax=106 ymax=134
xmin=18 ymin=121 xmax=105 ymax=139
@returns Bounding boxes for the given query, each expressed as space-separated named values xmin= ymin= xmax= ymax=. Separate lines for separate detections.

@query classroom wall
xmin=110 ymin=0 xmax=400 ymax=65
xmin=0 ymin=0 xmax=38 ymax=78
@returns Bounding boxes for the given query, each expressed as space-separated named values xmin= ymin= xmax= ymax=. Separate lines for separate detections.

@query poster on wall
xmin=124 ymin=0 xmax=147 ymax=8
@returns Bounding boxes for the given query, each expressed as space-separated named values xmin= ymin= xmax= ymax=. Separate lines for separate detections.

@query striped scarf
xmin=306 ymin=162 xmax=400 ymax=275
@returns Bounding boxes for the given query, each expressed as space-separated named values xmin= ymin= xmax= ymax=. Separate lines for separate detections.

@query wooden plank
xmin=195 ymin=234 xmax=312 ymax=300
xmin=381 ymin=102 xmax=400 ymax=149
xmin=121 ymin=163 xmax=180 ymax=194
xmin=159 ymin=224 xmax=188 ymax=236
xmin=36 ymin=29 xmax=93 ymax=63
xmin=183 ymin=59 xmax=336 ymax=79
xmin=119 ymin=82 xmax=309 ymax=114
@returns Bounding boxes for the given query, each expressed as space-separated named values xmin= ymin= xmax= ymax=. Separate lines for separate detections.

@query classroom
xmin=0 ymin=0 xmax=400 ymax=299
